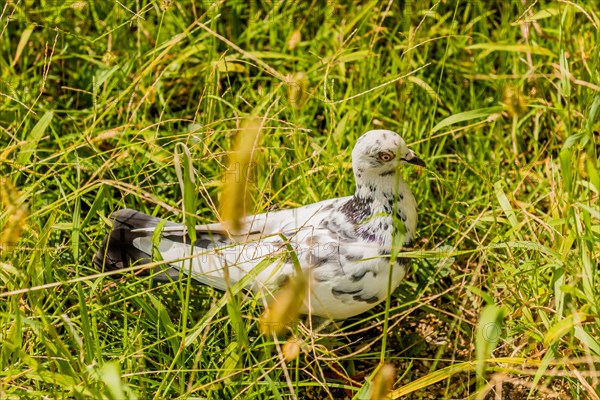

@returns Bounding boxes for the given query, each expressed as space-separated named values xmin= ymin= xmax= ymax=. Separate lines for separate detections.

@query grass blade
xmin=475 ymin=305 xmax=505 ymax=390
xmin=431 ymin=107 xmax=503 ymax=133
xmin=17 ymin=111 xmax=53 ymax=166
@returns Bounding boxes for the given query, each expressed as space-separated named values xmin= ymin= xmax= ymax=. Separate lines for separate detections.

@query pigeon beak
xmin=402 ymin=150 xmax=426 ymax=167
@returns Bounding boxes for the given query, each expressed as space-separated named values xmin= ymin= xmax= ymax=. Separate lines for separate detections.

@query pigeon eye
xmin=378 ymin=152 xmax=394 ymax=162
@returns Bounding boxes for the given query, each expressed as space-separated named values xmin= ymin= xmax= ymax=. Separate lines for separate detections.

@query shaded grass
xmin=1 ymin=0 xmax=599 ymax=399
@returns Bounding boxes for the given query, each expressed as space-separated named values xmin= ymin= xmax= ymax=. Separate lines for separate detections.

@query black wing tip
xmin=94 ymin=208 xmax=191 ymax=283
xmin=94 ymin=208 xmax=155 ymax=274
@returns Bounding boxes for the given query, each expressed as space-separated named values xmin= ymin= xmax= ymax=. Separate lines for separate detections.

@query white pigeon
xmin=94 ymin=130 xmax=425 ymax=319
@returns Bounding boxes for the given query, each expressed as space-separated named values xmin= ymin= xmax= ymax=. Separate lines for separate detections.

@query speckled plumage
xmin=94 ymin=130 xmax=425 ymax=319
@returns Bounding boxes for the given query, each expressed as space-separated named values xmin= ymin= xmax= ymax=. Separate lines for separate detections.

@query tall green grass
xmin=1 ymin=1 xmax=598 ymax=398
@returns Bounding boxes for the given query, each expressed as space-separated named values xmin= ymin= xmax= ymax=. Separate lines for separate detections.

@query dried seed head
xmin=282 ymin=338 xmax=301 ymax=361
xmin=286 ymin=72 xmax=309 ymax=109
xmin=221 ymin=117 xmax=261 ymax=233
xmin=502 ymin=84 xmax=528 ymax=117
xmin=287 ymin=30 xmax=302 ymax=50
xmin=371 ymin=363 xmax=395 ymax=400
xmin=0 ymin=179 xmax=28 ymax=250
xmin=260 ymin=273 xmax=306 ymax=336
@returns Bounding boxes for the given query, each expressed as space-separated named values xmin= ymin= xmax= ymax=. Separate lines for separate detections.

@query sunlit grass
xmin=1 ymin=1 xmax=598 ymax=399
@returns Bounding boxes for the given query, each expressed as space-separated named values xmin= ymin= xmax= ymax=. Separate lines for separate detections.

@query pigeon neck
xmin=348 ymin=171 xmax=417 ymax=245
xmin=354 ymin=172 xmax=408 ymax=204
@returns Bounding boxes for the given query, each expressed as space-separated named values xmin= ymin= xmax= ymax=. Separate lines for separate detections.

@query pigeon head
xmin=351 ymin=130 xmax=425 ymax=178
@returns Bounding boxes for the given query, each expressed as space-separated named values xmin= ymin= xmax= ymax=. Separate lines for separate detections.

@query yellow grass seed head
xmin=282 ymin=338 xmax=301 ymax=361
xmin=286 ymin=72 xmax=309 ymax=109
xmin=260 ymin=272 xmax=307 ymax=336
xmin=220 ymin=117 xmax=261 ymax=233
xmin=0 ymin=179 xmax=28 ymax=250
xmin=370 ymin=363 xmax=395 ymax=400
xmin=502 ymin=84 xmax=528 ymax=117
xmin=287 ymin=30 xmax=302 ymax=50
